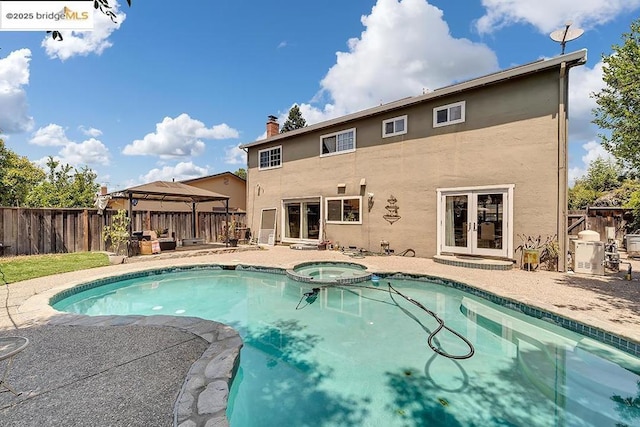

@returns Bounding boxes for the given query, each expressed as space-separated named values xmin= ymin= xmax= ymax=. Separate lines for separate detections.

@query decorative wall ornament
xmin=383 ymin=195 xmax=401 ymax=224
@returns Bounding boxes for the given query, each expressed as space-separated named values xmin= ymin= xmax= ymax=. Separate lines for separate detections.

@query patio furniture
xmin=0 ymin=336 xmax=29 ymax=395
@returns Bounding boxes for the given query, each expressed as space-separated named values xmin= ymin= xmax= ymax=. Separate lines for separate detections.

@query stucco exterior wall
xmin=246 ymin=69 xmax=563 ymax=260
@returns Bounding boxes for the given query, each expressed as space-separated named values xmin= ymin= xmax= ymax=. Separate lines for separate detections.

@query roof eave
xmin=239 ymin=49 xmax=587 ymax=150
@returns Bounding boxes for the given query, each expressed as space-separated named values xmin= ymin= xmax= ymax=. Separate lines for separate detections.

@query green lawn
xmin=0 ymin=252 xmax=110 ymax=284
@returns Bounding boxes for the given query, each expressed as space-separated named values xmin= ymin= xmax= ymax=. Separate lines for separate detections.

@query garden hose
xmin=294 ymin=281 xmax=475 ymax=360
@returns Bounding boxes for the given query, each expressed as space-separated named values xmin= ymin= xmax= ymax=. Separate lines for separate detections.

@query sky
xmin=1 ymin=0 xmax=639 ymax=191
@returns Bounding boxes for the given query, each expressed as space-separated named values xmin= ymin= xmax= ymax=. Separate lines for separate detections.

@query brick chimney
xmin=266 ymin=115 xmax=279 ymax=138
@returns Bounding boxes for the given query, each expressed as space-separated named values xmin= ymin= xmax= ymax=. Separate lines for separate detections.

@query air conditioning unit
xmin=571 ymin=240 xmax=605 ymax=275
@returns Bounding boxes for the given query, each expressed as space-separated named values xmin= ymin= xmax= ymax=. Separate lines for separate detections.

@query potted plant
xmin=225 ymin=220 xmax=239 ymax=247
xmin=539 ymin=235 xmax=560 ymax=271
xmin=515 ymin=234 xmax=542 ymax=271
xmin=515 ymin=234 xmax=560 ymax=272
xmin=102 ymin=209 xmax=131 ymax=264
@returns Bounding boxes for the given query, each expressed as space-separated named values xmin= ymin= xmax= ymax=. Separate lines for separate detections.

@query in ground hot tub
xmin=286 ymin=261 xmax=371 ymax=284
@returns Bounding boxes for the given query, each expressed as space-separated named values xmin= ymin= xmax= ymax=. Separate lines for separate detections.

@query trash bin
xmin=626 ymin=234 xmax=640 ymax=258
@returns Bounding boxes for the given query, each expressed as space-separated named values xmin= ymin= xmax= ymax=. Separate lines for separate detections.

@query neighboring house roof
xmin=181 ymin=171 xmax=246 ymax=184
xmin=109 ymin=180 xmax=230 ymax=203
xmin=240 ymin=49 xmax=587 ymax=150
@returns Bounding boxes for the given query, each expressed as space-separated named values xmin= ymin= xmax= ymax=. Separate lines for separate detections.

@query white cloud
xmin=568 ymin=140 xmax=614 ymax=185
xmin=59 ymin=138 xmax=110 ymax=165
xmin=29 ymin=124 xmax=71 ymax=146
xmin=29 ymin=124 xmax=110 ymax=166
xmin=0 ymin=48 xmax=34 ymax=133
xmin=277 ymin=41 xmax=288 ymax=49
xmin=568 ymin=61 xmax=605 ymax=141
xmin=225 ymin=143 xmax=246 ymax=165
xmin=297 ymin=0 xmax=499 ymax=123
xmin=79 ymin=125 xmax=103 ymax=137
xmin=41 ymin=0 xmax=127 ymax=61
xmin=139 ymin=162 xmax=209 ymax=183
xmin=476 ymin=0 xmax=640 ymax=34
xmin=566 ymin=61 xmax=608 ymax=185
xmin=123 ymin=113 xmax=240 ymax=158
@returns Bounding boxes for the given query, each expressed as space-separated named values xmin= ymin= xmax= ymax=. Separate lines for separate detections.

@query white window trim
xmin=382 ymin=115 xmax=408 ymax=138
xmin=281 ymin=197 xmax=322 ymax=244
xmin=325 ymin=196 xmax=363 ymax=224
xmin=320 ymin=128 xmax=356 ymax=157
xmin=435 ymin=184 xmax=514 ymax=258
xmin=433 ymin=101 xmax=466 ymax=128
xmin=258 ymin=145 xmax=282 ymax=171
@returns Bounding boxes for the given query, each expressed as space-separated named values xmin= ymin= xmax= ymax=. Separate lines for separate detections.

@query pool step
xmin=434 ymin=255 xmax=513 ymax=270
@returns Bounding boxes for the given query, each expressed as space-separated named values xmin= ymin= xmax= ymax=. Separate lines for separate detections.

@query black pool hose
xmin=294 ymin=281 xmax=475 ymax=360
xmin=386 ymin=282 xmax=475 ymax=360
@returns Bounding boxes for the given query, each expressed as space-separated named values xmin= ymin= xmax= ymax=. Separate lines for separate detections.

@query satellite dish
xmin=550 ymin=22 xmax=584 ymax=54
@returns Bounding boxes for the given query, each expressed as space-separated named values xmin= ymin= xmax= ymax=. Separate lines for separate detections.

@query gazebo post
xmin=192 ymin=202 xmax=197 ymax=238
xmin=225 ymin=199 xmax=229 ymax=248
xmin=128 ymin=193 xmax=133 ymax=237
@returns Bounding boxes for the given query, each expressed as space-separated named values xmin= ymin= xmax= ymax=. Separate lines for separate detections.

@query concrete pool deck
xmin=1 ymin=245 xmax=640 ymax=426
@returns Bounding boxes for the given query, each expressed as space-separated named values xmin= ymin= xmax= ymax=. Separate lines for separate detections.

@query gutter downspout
xmin=558 ymin=61 xmax=568 ymax=272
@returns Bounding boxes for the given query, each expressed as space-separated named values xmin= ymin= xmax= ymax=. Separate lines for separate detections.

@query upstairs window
xmin=433 ymin=101 xmax=466 ymax=128
xmin=382 ymin=115 xmax=407 ymax=138
xmin=258 ymin=146 xmax=282 ymax=170
xmin=326 ymin=196 xmax=362 ymax=224
xmin=321 ymin=128 xmax=356 ymax=156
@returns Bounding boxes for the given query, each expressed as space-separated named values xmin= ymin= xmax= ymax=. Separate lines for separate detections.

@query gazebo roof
xmin=110 ymin=180 xmax=230 ymax=203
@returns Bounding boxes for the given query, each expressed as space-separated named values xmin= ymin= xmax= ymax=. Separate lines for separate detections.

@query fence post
xmin=82 ymin=209 xmax=90 ymax=252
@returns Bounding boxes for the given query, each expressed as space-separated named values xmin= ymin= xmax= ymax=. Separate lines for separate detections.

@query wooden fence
xmin=568 ymin=208 xmax=632 ymax=243
xmin=0 ymin=207 xmax=246 ymax=257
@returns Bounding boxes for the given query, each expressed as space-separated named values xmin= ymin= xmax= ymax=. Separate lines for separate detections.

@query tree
xmin=568 ymin=157 xmax=621 ymax=209
xmin=280 ymin=105 xmax=307 ymax=133
xmin=0 ymin=139 xmax=46 ymax=207
xmin=234 ymin=168 xmax=247 ymax=180
xmin=584 ymin=157 xmax=621 ymax=193
xmin=24 ymin=157 xmax=99 ymax=208
xmin=568 ymin=182 xmax=599 ymax=210
xmin=592 ymin=19 xmax=640 ymax=172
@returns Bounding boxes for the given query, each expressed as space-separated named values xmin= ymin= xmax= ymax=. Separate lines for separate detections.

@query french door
xmin=439 ymin=187 xmax=512 ymax=257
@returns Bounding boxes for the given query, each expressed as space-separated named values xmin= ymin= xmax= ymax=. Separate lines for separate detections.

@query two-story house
xmin=240 ymin=50 xmax=587 ymax=271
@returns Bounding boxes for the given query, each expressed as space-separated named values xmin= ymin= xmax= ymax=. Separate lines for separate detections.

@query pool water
xmin=53 ymin=269 xmax=640 ymax=427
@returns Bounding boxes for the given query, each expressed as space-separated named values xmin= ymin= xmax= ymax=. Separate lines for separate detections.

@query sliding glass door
xmin=283 ymin=198 xmax=321 ymax=242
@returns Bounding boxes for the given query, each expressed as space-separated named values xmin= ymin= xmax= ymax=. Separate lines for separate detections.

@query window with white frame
xmin=320 ymin=128 xmax=356 ymax=156
xmin=325 ymin=196 xmax=362 ymax=224
xmin=382 ymin=115 xmax=407 ymax=137
xmin=433 ymin=101 xmax=466 ymax=128
xmin=258 ymin=146 xmax=282 ymax=170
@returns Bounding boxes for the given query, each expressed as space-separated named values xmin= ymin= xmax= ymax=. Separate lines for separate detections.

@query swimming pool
xmin=52 ymin=266 xmax=640 ymax=427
